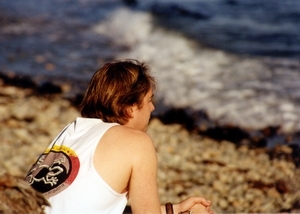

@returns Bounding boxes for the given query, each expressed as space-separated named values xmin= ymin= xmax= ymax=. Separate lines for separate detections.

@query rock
xmin=147 ymin=118 xmax=300 ymax=213
xmin=0 ymin=173 xmax=50 ymax=214
xmin=0 ymin=82 xmax=299 ymax=213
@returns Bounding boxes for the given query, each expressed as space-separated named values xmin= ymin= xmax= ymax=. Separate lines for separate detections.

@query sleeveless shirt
xmin=25 ymin=117 xmax=128 ymax=214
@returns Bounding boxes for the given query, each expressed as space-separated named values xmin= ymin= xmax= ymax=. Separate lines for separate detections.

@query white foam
xmin=92 ymin=8 xmax=300 ymax=133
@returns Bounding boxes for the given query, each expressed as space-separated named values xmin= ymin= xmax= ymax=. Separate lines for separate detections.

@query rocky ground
xmin=0 ymin=77 xmax=300 ymax=213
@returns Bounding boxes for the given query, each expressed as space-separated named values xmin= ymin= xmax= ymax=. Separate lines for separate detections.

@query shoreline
xmin=1 ymin=71 xmax=299 ymax=166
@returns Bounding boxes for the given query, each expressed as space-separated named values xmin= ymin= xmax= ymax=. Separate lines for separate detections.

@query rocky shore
xmin=0 ymin=77 xmax=299 ymax=213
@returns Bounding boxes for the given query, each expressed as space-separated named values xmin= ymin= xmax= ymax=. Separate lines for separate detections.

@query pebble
xmin=0 ymin=82 xmax=299 ymax=213
xmin=147 ymin=118 xmax=300 ymax=213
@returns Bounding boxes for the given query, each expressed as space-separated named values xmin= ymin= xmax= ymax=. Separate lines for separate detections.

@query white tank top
xmin=25 ymin=117 xmax=128 ymax=214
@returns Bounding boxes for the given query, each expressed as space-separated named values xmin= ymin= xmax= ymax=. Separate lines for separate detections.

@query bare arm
xmin=123 ymin=129 xmax=213 ymax=214
xmin=128 ymin=132 xmax=162 ymax=213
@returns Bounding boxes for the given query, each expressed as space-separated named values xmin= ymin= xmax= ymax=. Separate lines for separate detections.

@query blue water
xmin=1 ymin=0 xmax=300 ymax=150
xmin=148 ymin=0 xmax=300 ymax=57
xmin=1 ymin=0 xmax=300 ymax=82
xmin=0 ymin=0 xmax=122 ymax=84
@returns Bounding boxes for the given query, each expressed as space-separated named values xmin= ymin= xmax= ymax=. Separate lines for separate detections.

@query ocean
xmin=1 ymin=0 xmax=300 ymax=147
xmin=1 ymin=0 xmax=300 ymax=77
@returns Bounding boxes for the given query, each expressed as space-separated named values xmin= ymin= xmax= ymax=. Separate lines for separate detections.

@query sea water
xmin=1 ymin=0 xmax=300 ymax=140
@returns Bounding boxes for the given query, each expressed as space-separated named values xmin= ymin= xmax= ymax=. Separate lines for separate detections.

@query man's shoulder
xmin=103 ymin=125 xmax=153 ymax=148
xmin=103 ymin=125 xmax=156 ymax=161
xmin=109 ymin=125 xmax=151 ymax=139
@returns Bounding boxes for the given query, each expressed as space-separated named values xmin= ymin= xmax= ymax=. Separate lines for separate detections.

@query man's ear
xmin=126 ymin=105 xmax=136 ymax=118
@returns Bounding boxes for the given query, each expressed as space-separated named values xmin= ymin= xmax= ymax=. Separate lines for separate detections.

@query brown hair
xmin=80 ymin=59 xmax=156 ymax=124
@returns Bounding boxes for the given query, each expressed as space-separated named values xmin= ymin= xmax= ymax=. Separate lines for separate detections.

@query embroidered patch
xmin=25 ymin=145 xmax=80 ymax=197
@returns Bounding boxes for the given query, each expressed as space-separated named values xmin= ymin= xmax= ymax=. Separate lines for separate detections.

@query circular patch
xmin=25 ymin=145 xmax=80 ymax=197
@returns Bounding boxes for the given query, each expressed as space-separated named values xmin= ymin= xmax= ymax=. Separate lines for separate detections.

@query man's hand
xmin=173 ymin=196 xmax=214 ymax=214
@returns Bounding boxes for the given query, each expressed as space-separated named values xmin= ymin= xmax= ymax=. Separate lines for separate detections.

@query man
xmin=25 ymin=59 xmax=213 ymax=214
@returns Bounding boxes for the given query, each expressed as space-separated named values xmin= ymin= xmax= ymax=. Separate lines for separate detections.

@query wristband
xmin=179 ymin=211 xmax=193 ymax=214
xmin=165 ymin=202 xmax=174 ymax=214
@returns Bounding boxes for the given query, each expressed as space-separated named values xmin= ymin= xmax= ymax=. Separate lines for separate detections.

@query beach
xmin=1 ymin=74 xmax=299 ymax=213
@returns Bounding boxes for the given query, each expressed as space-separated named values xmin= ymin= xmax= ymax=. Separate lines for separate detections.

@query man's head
xmin=80 ymin=59 xmax=156 ymax=125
